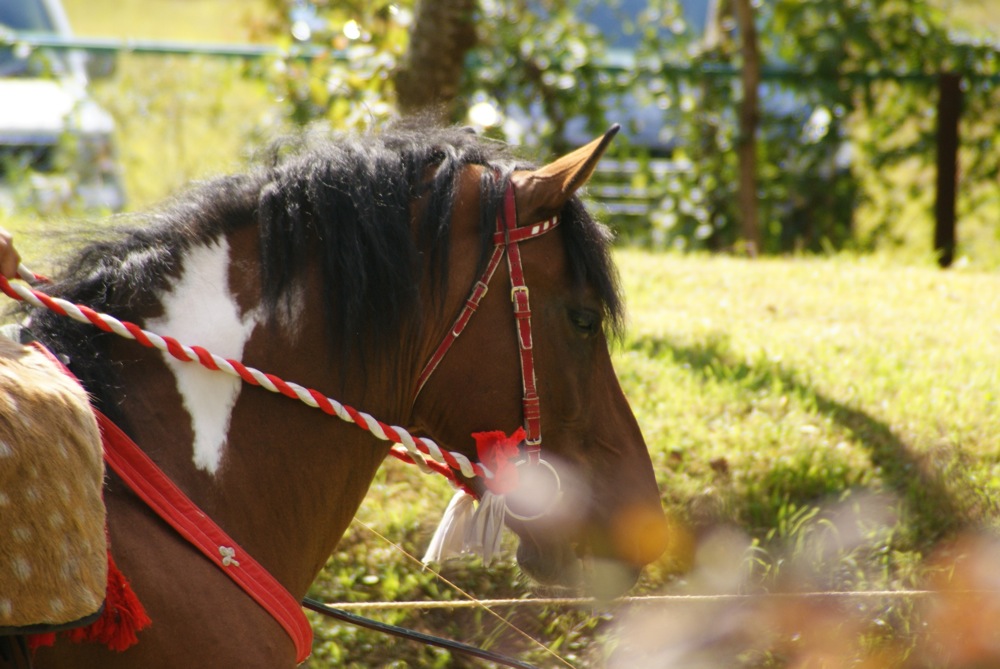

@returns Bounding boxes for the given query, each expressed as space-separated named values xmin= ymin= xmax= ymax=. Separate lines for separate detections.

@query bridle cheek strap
xmin=413 ymin=183 xmax=557 ymax=468
xmin=501 ymin=188 xmax=544 ymax=464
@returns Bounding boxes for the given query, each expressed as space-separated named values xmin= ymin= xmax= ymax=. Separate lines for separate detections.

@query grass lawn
xmin=63 ymin=0 xmax=271 ymax=43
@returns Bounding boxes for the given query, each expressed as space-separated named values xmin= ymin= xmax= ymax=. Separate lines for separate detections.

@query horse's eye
xmin=569 ymin=309 xmax=600 ymax=336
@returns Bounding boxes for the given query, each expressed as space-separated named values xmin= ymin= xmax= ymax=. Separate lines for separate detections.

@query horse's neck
xmin=109 ymin=230 xmax=407 ymax=597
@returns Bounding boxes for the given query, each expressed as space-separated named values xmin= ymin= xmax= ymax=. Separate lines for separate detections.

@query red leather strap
xmin=414 ymin=183 xmax=552 ymax=468
xmin=32 ymin=344 xmax=313 ymax=663
xmin=99 ymin=413 xmax=314 ymax=663
xmin=413 ymin=244 xmax=506 ymax=398
xmin=491 ymin=216 xmax=557 ymax=245
xmin=499 ymin=187 xmax=543 ymax=463
xmin=413 ymin=182 xmax=558 ymax=417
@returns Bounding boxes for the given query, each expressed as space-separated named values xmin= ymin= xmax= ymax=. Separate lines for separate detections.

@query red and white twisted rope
xmin=0 ymin=266 xmax=492 ymax=482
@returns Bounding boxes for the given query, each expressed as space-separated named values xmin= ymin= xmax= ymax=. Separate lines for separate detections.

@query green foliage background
xmin=256 ymin=0 xmax=1000 ymax=263
xmin=8 ymin=0 xmax=1000 ymax=262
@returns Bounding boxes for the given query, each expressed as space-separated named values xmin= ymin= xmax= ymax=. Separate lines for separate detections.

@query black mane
xmin=25 ymin=122 xmax=623 ymax=421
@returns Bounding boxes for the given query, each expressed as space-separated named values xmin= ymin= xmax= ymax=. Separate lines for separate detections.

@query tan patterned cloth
xmin=0 ymin=336 xmax=106 ymax=629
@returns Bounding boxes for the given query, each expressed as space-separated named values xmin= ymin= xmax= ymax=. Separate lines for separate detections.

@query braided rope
xmin=0 ymin=267 xmax=492 ymax=482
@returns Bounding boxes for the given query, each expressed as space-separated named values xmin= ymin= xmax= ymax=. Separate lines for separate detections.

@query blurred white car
xmin=0 ymin=0 xmax=124 ymax=212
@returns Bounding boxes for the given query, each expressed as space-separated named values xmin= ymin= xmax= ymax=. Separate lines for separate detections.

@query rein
xmin=302 ymin=598 xmax=539 ymax=669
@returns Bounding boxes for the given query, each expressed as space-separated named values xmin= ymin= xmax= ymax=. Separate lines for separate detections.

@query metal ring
xmin=504 ymin=458 xmax=562 ymax=521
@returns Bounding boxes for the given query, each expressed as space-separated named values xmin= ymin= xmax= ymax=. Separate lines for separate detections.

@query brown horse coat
xmin=0 ymin=336 xmax=106 ymax=629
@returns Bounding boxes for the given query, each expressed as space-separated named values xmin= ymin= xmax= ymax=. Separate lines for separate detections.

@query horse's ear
xmin=511 ymin=124 xmax=620 ymax=225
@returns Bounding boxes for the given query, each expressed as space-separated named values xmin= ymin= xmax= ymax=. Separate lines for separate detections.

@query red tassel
xmin=27 ymin=550 xmax=151 ymax=654
xmin=26 ymin=551 xmax=150 ymax=653
xmin=472 ymin=427 xmax=525 ymax=495
xmin=66 ymin=551 xmax=151 ymax=651
xmin=27 ymin=632 xmax=56 ymax=652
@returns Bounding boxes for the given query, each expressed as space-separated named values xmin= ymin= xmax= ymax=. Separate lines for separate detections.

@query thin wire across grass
xmin=316 ymin=588 xmax=979 ymax=611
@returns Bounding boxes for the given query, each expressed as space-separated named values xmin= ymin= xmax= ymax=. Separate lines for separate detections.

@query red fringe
xmin=472 ymin=427 xmax=525 ymax=494
xmin=27 ymin=550 xmax=151 ymax=653
xmin=26 ymin=632 xmax=55 ymax=652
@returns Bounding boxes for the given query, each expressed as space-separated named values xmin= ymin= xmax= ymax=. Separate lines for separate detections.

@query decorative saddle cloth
xmin=0 ymin=332 xmax=107 ymax=631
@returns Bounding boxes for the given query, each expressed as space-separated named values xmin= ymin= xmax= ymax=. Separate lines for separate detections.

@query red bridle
xmin=414 ymin=181 xmax=557 ymax=470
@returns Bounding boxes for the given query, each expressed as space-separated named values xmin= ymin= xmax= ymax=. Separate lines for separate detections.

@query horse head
xmin=411 ymin=128 xmax=668 ymax=597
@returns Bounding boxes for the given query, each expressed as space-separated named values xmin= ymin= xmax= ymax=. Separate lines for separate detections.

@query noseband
xmin=413 ymin=181 xmax=558 ymax=499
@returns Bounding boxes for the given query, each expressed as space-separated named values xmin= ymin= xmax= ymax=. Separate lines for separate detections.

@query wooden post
xmin=934 ymin=73 xmax=962 ymax=268
xmin=734 ymin=0 xmax=761 ymax=255
xmin=395 ymin=0 xmax=477 ymax=121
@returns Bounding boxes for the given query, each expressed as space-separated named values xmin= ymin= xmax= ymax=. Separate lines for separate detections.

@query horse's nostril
xmin=515 ymin=539 xmax=582 ymax=588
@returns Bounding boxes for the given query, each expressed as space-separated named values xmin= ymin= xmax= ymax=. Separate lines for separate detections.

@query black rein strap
xmin=301 ymin=597 xmax=540 ymax=669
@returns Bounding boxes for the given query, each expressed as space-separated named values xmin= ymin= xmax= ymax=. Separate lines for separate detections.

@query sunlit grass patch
xmin=617 ymin=251 xmax=998 ymax=538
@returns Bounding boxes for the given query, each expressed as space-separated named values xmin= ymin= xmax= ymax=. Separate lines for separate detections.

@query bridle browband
xmin=414 ymin=180 xmax=558 ymax=469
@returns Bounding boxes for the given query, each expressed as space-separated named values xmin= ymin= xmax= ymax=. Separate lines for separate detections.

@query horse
xmin=15 ymin=121 xmax=667 ymax=668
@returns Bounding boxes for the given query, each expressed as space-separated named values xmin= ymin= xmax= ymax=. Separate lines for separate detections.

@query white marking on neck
xmin=146 ymin=238 xmax=258 ymax=475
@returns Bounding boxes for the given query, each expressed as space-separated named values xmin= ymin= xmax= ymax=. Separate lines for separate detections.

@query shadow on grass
xmin=631 ymin=334 xmax=982 ymax=549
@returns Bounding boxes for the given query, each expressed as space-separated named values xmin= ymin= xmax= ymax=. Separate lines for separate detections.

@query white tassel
xmin=422 ymin=490 xmax=477 ymax=563
xmin=422 ymin=490 xmax=507 ymax=565
xmin=465 ymin=490 xmax=506 ymax=566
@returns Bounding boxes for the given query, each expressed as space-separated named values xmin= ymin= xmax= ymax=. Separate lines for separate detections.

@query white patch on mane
xmin=120 ymin=247 xmax=166 ymax=276
xmin=146 ymin=239 xmax=258 ymax=475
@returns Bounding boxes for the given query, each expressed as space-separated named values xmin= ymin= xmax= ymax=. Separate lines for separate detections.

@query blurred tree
xmin=704 ymin=0 xmax=762 ymax=252
xmin=458 ymin=0 xmax=614 ymax=154
xmin=731 ymin=0 xmax=761 ymax=253
xmin=257 ymin=1 xmax=412 ymax=128
xmin=767 ymin=0 xmax=1000 ymax=253
xmin=256 ymin=0 xmax=1000 ymax=257
xmin=395 ymin=0 xmax=477 ymax=120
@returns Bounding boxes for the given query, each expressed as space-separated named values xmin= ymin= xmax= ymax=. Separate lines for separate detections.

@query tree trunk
xmin=395 ymin=0 xmax=477 ymax=121
xmin=733 ymin=0 xmax=761 ymax=254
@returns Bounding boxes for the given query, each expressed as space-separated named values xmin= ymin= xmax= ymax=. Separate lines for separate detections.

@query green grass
xmin=2 ymin=0 xmax=278 ymax=247
xmin=618 ymin=251 xmax=999 ymax=539
xmin=64 ymin=0 xmax=279 ymax=209
xmin=935 ymin=0 xmax=1000 ymax=39
xmin=0 ymin=54 xmax=274 ymax=267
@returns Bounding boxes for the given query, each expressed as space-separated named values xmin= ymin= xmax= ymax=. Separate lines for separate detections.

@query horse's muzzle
xmin=515 ymin=536 xmax=582 ymax=589
xmin=515 ymin=536 xmax=643 ymax=598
